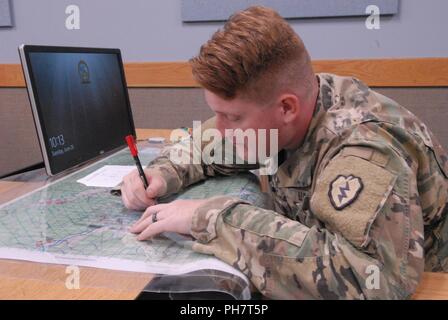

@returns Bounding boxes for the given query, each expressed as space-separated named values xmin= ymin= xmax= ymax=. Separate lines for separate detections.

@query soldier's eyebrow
xmin=215 ymin=110 xmax=242 ymax=117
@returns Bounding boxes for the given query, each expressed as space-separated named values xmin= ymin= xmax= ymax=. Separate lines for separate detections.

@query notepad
xmin=76 ymin=165 xmax=136 ymax=188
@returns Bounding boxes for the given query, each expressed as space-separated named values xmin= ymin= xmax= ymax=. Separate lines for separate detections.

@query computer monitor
xmin=18 ymin=45 xmax=136 ymax=176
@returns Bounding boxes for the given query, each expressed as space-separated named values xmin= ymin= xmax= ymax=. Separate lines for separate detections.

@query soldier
xmin=121 ymin=6 xmax=448 ymax=299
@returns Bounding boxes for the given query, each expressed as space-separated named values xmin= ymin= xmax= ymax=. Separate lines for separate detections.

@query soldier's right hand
xmin=121 ymin=168 xmax=167 ymax=211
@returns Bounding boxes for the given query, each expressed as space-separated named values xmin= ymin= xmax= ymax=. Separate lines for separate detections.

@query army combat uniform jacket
xmin=146 ymin=73 xmax=448 ymax=299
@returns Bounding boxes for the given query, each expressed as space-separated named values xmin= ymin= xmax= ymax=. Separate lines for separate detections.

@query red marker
xmin=125 ymin=135 xmax=149 ymax=189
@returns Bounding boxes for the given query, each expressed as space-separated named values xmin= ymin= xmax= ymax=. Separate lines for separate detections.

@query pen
xmin=125 ymin=135 xmax=149 ymax=189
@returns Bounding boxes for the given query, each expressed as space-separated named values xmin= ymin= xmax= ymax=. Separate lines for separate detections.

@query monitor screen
xmin=19 ymin=45 xmax=135 ymax=175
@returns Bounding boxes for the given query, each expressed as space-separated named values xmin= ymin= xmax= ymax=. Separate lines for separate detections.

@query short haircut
xmin=189 ymin=6 xmax=315 ymax=104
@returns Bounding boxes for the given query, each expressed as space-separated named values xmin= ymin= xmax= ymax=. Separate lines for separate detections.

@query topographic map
xmin=0 ymin=147 xmax=270 ymax=282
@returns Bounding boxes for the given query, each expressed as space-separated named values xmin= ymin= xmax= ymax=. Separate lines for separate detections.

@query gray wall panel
xmin=0 ymin=0 xmax=12 ymax=27
xmin=182 ymin=0 xmax=398 ymax=22
xmin=0 ymin=88 xmax=42 ymax=177
xmin=129 ymin=88 xmax=213 ymax=129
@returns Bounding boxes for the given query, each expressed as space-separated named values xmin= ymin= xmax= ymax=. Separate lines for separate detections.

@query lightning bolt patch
xmin=329 ymin=175 xmax=363 ymax=210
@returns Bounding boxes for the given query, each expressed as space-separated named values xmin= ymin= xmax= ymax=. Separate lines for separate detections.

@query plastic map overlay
xmin=0 ymin=147 xmax=269 ymax=278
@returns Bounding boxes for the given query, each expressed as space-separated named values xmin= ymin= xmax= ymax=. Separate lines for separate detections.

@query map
xmin=0 ymin=147 xmax=269 ymax=288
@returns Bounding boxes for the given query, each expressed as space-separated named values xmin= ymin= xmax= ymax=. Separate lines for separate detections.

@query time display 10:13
xmin=49 ymin=134 xmax=65 ymax=149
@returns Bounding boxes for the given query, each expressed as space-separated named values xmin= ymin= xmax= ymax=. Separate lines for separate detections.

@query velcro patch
xmin=310 ymin=154 xmax=397 ymax=248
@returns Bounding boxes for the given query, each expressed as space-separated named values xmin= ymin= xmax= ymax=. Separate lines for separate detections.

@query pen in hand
xmin=125 ymin=135 xmax=149 ymax=189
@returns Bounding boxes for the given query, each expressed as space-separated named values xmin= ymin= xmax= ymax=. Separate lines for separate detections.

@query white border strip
xmin=0 ymin=247 xmax=248 ymax=282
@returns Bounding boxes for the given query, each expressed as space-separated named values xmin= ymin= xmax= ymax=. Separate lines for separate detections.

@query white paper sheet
xmin=140 ymin=147 xmax=162 ymax=156
xmin=76 ymin=165 xmax=136 ymax=187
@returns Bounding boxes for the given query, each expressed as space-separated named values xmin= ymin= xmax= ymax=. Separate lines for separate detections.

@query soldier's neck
xmin=283 ymin=75 xmax=319 ymax=151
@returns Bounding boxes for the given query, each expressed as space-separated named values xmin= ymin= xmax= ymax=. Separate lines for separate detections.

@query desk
xmin=0 ymin=129 xmax=447 ymax=299
xmin=0 ymin=129 xmax=168 ymax=299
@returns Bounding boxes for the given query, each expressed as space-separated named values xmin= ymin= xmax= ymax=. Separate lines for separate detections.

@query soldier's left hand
xmin=129 ymin=199 xmax=208 ymax=240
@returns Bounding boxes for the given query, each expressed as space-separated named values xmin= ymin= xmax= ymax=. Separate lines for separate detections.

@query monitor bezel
xmin=18 ymin=44 xmax=136 ymax=176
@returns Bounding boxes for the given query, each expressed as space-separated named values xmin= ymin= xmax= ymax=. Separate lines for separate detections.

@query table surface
xmin=0 ymin=128 xmax=447 ymax=299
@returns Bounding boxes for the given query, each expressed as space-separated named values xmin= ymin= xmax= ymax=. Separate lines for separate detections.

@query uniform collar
xmin=300 ymin=74 xmax=332 ymax=152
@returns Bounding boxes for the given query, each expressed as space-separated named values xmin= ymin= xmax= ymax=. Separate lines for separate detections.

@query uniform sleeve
xmin=145 ymin=117 xmax=259 ymax=196
xmin=189 ymin=146 xmax=425 ymax=299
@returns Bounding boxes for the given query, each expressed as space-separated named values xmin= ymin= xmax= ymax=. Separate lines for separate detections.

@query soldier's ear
xmin=278 ymin=94 xmax=300 ymax=123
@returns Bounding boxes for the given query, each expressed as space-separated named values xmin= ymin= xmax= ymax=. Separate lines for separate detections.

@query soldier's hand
xmin=121 ymin=168 xmax=167 ymax=211
xmin=130 ymin=199 xmax=208 ymax=240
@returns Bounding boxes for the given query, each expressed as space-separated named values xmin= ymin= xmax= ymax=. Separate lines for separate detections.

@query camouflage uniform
xmin=146 ymin=73 xmax=448 ymax=299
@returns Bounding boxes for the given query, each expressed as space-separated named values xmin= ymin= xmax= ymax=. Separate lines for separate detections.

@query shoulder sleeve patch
xmin=310 ymin=154 xmax=397 ymax=248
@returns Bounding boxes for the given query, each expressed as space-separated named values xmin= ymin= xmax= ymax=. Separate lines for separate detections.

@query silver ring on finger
xmin=152 ymin=212 xmax=158 ymax=223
